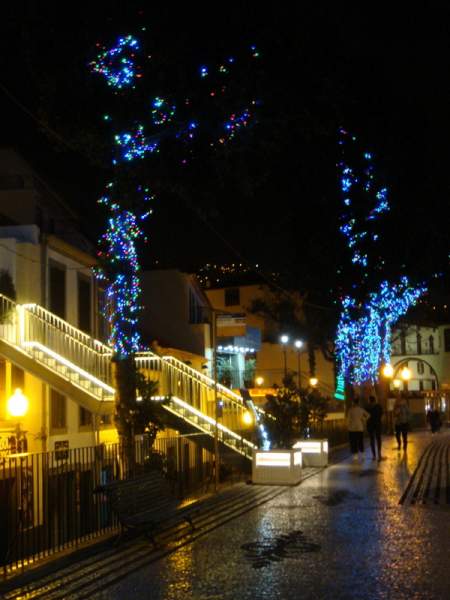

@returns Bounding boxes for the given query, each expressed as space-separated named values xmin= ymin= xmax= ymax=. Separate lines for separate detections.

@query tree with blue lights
xmin=90 ymin=33 xmax=260 ymax=448
xmin=335 ymin=129 xmax=427 ymax=400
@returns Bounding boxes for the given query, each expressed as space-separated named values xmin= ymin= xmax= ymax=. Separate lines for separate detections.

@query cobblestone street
xmin=4 ymin=431 xmax=450 ymax=600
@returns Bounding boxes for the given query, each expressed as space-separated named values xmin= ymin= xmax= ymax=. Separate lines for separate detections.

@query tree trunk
xmin=112 ymin=355 xmax=136 ymax=478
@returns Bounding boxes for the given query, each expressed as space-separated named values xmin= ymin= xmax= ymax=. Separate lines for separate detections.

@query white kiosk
xmin=292 ymin=439 xmax=328 ymax=467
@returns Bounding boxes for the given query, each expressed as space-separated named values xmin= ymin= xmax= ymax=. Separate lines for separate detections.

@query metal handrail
xmin=22 ymin=303 xmax=111 ymax=354
xmin=0 ymin=294 xmax=256 ymax=448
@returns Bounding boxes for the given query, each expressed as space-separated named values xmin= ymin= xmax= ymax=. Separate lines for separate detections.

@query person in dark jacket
xmin=366 ymin=396 xmax=383 ymax=461
xmin=428 ymin=408 xmax=442 ymax=434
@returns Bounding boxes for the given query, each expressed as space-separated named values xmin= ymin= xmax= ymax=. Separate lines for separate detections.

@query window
xmin=79 ymin=407 xmax=92 ymax=427
xmin=444 ymin=329 xmax=450 ymax=352
xmin=417 ymin=362 xmax=424 ymax=375
xmin=50 ymin=389 xmax=66 ymax=430
xmin=100 ymin=414 xmax=112 ymax=425
xmin=49 ymin=261 xmax=66 ymax=318
xmin=225 ymin=287 xmax=240 ymax=307
xmin=0 ymin=360 xmax=5 ymax=393
xmin=11 ymin=365 xmax=25 ymax=391
xmin=78 ymin=275 xmax=92 ymax=334
xmin=400 ymin=331 xmax=406 ymax=355
xmin=429 ymin=335 xmax=435 ymax=354
xmin=416 ymin=333 xmax=422 ymax=355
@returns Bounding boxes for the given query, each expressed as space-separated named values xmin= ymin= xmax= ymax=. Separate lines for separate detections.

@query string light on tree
xmin=91 ymin=33 xmax=260 ymax=360
xmin=336 ymin=277 xmax=426 ymax=385
xmin=114 ymin=125 xmax=159 ymax=162
xmin=151 ymin=97 xmax=176 ymax=126
xmin=335 ymin=130 xmax=427 ymax=386
xmin=90 ymin=35 xmax=140 ymax=90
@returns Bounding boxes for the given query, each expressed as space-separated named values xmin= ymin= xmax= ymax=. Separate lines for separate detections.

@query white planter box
xmin=252 ymin=449 xmax=303 ymax=485
xmin=292 ymin=439 xmax=328 ymax=467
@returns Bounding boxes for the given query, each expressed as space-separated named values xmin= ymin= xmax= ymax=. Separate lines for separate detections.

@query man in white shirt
xmin=347 ymin=398 xmax=369 ymax=460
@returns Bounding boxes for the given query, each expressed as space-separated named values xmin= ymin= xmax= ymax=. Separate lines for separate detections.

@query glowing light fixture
xmin=400 ymin=366 xmax=412 ymax=381
xmin=393 ymin=379 xmax=402 ymax=389
xmin=255 ymin=376 xmax=264 ymax=386
xmin=7 ymin=389 xmax=29 ymax=418
xmin=382 ymin=363 xmax=394 ymax=378
xmin=309 ymin=377 xmax=318 ymax=387
xmin=243 ymin=411 xmax=253 ymax=425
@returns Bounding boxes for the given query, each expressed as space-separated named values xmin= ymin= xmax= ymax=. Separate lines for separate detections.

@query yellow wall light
xmin=255 ymin=376 xmax=264 ymax=386
xmin=8 ymin=388 xmax=29 ymax=418
xmin=309 ymin=377 xmax=318 ymax=387
xmin=243 ymin=411 xmax=253 ymax=425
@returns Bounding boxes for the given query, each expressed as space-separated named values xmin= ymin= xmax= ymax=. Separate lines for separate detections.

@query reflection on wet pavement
xmin=5 ymin=431 xmax=450 ymax=600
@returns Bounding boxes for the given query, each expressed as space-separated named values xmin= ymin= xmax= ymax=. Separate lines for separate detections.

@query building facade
xmin=0 ymin=150 xmax=115 ymax=456
xmin=205 ymin=283 xmax=336 ymax=397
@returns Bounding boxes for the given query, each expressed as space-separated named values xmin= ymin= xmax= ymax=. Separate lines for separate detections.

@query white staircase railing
xmin=20 ymin=303 xmax=113 ymax=386
xmin=0 ymin=294 xmax=257 ymax=456
xmin=136 ymin=353 xmax=256 ymax=448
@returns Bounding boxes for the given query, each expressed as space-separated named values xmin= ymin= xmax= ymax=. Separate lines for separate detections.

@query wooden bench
xmin=94 ymin=470 xmax=196 ymax=546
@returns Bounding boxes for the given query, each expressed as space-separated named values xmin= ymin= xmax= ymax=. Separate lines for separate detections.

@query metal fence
xmin=0 ymin=434 xmax=219 ymax=579
xmin=1 ymin=421 xmax=348 ymax=579
xmin=313 ymin=418 xmax=348 ymax=447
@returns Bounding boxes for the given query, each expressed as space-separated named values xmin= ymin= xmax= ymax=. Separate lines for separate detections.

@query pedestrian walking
xmin=393 ymin=398 xmax=411 ymax=451
xmin=366 ymin=395 xmax=383 ymax=461
xmin=428 ymin=407 xmax=442 ymax=434
xmin=347 ymin=398 xmax=369 ymax=461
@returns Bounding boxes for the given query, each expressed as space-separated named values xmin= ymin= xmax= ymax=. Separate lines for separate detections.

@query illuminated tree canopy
xmin=335 ymin=129 xmax=427 ymax=385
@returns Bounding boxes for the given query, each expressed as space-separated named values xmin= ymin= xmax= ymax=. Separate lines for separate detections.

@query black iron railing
xmin=1 ymin=434 xmax=219 ymax=579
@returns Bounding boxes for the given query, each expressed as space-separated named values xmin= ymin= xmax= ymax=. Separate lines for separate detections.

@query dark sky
xmin=1 ymin=4 xmax=450 ymax=304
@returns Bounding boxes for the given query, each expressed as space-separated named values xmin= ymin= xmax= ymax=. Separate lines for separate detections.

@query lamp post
xmin=7 ymin=388 xmax=29 ymax=453
xmin=280 ymin=335 xmax=289 ymax=381
xmin=400 ymin=365 xmax=411 ymax=392
xmin=211 ymin=310 xmax=220 ymax=493
xmin=381 ymin=363 xmax=394 ymax=432
xmin=294 ymin=340 xmax=303 ymax=388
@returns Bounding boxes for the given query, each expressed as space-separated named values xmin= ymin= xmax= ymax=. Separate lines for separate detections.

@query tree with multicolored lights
xmin=335 ymin=129 xmax=427 ymax=400
xmin=90 ymin=33 xmax=259 ymax=448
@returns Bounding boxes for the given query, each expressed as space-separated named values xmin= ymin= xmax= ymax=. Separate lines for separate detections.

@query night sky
xmin=1 ymin=4 xmax=450 ymax=309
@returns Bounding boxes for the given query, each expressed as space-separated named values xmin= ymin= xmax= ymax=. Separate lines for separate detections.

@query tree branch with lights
xmin=90 ymin=32 xmax=260 ymax=451
xmin=335 ymin=129 xmax=427 ymax=399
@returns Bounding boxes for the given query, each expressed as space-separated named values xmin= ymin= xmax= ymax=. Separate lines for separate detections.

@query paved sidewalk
xmin=4 ymin=431 xmax=450 ymax=600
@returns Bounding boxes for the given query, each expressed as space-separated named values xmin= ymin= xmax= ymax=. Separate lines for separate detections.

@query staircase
xmin=0 ymin=294 xmax=257 ymax=459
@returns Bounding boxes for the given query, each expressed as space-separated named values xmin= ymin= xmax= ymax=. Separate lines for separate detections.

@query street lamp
xmin=294 ymin=340 xmax=303 ymax=388
xmin=7 ymin=388 xmax=29 ymax=453
xmin=400 ymin=366 xmax=411 ymax=381
xmin=382 ymin=363 xmax=394 ymax=378
xmin=309 ymin=377 xmax=318 ymax=388
xmin=280 ymin=335 xmax=289 ymax=380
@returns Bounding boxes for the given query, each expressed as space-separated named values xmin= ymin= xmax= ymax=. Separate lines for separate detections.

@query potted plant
xmin=292 ymin=387 xmax=329 ymax=467
xmin=252 ymin=383 xmax=303 ymax=485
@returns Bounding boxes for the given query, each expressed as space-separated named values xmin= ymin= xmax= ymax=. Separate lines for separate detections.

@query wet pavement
xmin=4 ymin=431 xmax=450 ymax=600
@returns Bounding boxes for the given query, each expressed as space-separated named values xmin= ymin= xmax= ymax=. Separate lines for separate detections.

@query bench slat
xmin=96 ymin=469 xmax=195 ymax=543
